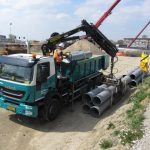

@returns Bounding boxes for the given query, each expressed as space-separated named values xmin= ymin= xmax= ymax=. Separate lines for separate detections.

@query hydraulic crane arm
xmin=82 ymin=20 xmax=118 ymax=57
xmin=41 ymin=20 xmax=118 ymax=57
xmin=41 ymin=0 xmax=122 ymax=57
xmin=41 ymin=25 xmax=84 ymax=55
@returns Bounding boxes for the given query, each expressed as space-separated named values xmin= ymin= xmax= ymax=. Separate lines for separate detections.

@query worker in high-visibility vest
xmin=53 ymin=43 xmax=65 ymax=76
xmin=140 ymin=52 xmax=149 ymax=72
xmin=53 ymin=43 xmax=64 ymax=63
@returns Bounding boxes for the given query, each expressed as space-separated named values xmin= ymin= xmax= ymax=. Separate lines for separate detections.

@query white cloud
xmin=74 ymin=0 xmax=116 ymax=21
xmin=0 ymin=0 xmax=11 ymax=6
xmin=142 ymin=0 xmax=150 ymax=17
xmin=13 ymin=0 xmax=71 ymax=10
xmin=75 ymin=0 xmax=150 ymax=25
xmin=0 ymin=0 xmax=73 ymax=39
xmin=0 ymin=0 xmax=71 ymax=8
xmin=55 ymin=13 xmax=70 ymax=20
xmin=0 ymin=0 xmax=149 ymax=40
xmin=73 ymin=0 xmax=150 ymax=40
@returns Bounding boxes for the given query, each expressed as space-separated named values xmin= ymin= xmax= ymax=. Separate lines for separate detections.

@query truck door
xmin=35 ymin=62 xmax=50 ymax=101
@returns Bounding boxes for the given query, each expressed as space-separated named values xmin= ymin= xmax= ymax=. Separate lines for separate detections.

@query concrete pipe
xmin=130 ymin=72 xmax=147 ymax=87
xmin=130 ymin=76 xmax=142 ymax=87
xmin=118 ymin=48 xmax=150 ymax=57
xmin=90 ymin=100 xmax=110 ymax=118
xmin=123 ymin=66 xmax=139 ymax=77
xmin=92 ymin=86 xmax=115 ymax=106
xmin=121 ymin=75 xmax=132 ymax=94
xmin=82 ymin=84 xmax=107 ymax=105
xmin=121 ymin=75 xmax=131 ymax=85
xmin=82 ymin=104 xmax=91 ymax=114
xmin=130 ymin=68 xmax=143 ymax=80
xmin=116 ymin=75 xmax=123 ymax=80
xmin=82 ymin=94 xmax=93 ymax=106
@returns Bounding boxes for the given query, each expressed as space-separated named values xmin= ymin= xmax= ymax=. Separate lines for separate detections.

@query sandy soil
xmin=106 ymin=56 xmax=140 ymax=77
xmin=64 ymin=39 xmax=103 ymax=55
xmin=0 ymin=56 xmax=140 ymax=150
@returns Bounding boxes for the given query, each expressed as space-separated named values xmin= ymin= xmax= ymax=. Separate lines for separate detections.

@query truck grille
xmin=0 ymin=87 xmax=24 ymax=101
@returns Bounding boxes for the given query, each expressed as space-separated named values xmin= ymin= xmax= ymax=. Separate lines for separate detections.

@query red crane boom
xmin=95 ymin=0 xmax=121 ymax=28
xmin=127 ymin=21 xmax=150 ymax=48
xmin=80 ymin=0 xmax=121 ymax=39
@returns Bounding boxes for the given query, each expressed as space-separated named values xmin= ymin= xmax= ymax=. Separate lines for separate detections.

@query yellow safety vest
xmin=140 ymin=52 xmax=149 ymax=72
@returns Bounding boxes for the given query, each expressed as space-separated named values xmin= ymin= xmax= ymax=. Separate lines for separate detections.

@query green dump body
xmin=61 ymin=54 xmax=109 ymax=83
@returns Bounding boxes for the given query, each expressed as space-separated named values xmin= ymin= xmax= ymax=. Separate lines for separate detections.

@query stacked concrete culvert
xmin=92 ymin=86 xmax=115 ymax=106
xmin=82 ymin=66 xmax=148 ymax=118
xmin=122 ymin=66 xmax=147 ymax=87
xmin=83 ymin=85 xmax=116 ymax=117
xmin=90 ymin=86 xmax=116 ymax=118
xmin=121 ymin=75 xmax=132 ymax=94
xmin=129 ymin=67 xmax=148 ymax=87
xmin=90 ymin=101 xmax=111 ymax=118
xmin=82 ymin=84 xmax=107 ymax=114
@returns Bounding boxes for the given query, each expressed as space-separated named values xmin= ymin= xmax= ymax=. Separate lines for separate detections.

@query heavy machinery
xmin=0 ymin=1 xmax=146 ymax=121
xmin=0 ymin=17 xmax=146 ymax=121
xmin=0 ymin=19 xmax=120 ymax=121
xmin=41 ymin=0 xmax=121 ymax=55
xmin=0 ymin=0 xmax=123 ymax=121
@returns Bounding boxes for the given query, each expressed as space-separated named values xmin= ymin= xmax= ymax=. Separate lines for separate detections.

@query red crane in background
xmin=127 ymin=21 xmax=150 ymax=48
xmin=95 ymin=0 xmax=121 ymax=28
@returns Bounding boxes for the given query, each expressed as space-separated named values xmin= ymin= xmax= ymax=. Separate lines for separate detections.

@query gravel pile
xmin=64 ymin=39 xmax=103 ymax=55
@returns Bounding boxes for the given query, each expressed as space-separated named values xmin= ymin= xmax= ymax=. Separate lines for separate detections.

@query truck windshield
xmin=0 ymin=64 xmax=33 ymax=84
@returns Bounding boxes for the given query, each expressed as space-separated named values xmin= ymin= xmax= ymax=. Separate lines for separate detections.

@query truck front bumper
xmin=0 ymin=97 xmax=38 ymax=118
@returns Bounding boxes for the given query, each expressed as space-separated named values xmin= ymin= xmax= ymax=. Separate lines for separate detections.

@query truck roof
xmin=0 ymin=54 xmax=53 ymax=67
xmin=8 ymin=53 xmax=42 ymax=60
xmin=8 ymin=53 xmax=54 ymax=61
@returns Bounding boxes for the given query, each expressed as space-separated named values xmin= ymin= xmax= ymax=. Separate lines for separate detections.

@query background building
xmin=124 ymin=38 xmax=150 ymax=49
xmin=0 ymin=35 xmax=6 ymax=42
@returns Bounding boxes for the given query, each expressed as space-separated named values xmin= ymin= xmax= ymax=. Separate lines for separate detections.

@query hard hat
xmin=58 ymin=43 xmax=65 ymax=48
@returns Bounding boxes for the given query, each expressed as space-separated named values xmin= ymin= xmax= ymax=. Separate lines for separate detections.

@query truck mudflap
xmin=0 ymin=97 xmax=38 ymax=118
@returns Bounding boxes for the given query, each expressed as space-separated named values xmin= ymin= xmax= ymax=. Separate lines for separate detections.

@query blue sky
xmin=0 ymin=0 xmax=149 ymax=41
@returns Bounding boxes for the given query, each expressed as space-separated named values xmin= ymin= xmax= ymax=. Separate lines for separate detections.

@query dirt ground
xmin=0 ymin=56 xmax=140 ymax=150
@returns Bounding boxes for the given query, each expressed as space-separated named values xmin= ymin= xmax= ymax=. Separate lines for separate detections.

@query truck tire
xmin=45 ymin=98 xmax=60 ymax=121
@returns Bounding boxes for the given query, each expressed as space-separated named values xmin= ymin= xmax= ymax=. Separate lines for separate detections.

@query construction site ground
xmin=0 ymin=56 xmax=140 ymax=150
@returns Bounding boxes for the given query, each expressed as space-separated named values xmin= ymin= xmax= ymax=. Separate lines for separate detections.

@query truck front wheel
xmin=45 ymin=98 xmax=60 ymax=121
